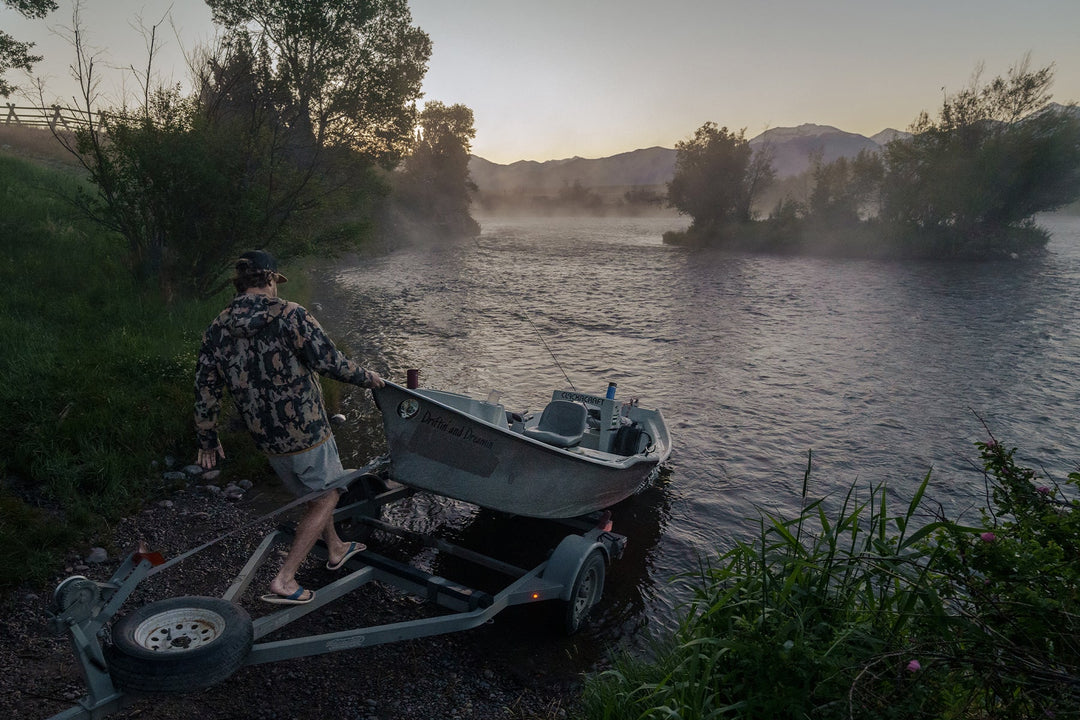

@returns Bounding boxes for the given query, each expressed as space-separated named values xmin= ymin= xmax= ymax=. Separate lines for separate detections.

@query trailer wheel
xmin=105 ymin=596 xmax=253 ymax=694
xmin=564 ymin=549 xmax=605 ymax=634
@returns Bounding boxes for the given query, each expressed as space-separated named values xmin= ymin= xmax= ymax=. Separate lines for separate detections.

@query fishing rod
xmin=473 ymin=237 xmax=576 ymax=391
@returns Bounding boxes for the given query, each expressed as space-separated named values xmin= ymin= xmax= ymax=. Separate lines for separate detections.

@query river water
xmin=321 ymin=213 xmax=1080 ymax=641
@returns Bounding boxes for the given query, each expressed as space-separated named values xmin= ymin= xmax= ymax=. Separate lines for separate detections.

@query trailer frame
xmin=44 ymin=471 xmax=627 ymax=720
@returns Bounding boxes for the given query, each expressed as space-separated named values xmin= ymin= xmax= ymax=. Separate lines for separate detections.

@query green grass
xmin=0 ymin=153 xmax=241 ymax=590
xmin=582 ymin=443 xmax=1080 ymax=719
xmin=0 ymin=151 xmax=351 ymax=592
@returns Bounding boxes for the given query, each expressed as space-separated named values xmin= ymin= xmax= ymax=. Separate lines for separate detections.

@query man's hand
xmin=197 ymin=443 xmax=225 ymax=470
xmin=366 ymin=370 xmax=386 ymax=389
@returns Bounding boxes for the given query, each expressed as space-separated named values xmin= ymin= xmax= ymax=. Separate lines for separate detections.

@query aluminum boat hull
xmin=372 ymin=382 xmax=671 ymax=519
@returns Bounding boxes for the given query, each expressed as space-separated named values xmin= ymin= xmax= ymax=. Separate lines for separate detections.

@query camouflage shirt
xmin=194 ymin=293 xmax=374 ymax=456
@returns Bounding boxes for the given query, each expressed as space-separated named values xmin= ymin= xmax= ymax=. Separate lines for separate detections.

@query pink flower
xmin=980 ymin=532 xmax=996 ymax=543
xmin=907 ymin=659 xmax=921 ymax=672
xmin=1037 ymin=486 xmax=1050 ymax=495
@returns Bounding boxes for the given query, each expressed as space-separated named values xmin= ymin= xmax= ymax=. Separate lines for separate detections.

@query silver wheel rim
xmin=572 ymin=564 xmax=600 ymax=620
xmin=131 ymin=608 xmax=227 ymax=653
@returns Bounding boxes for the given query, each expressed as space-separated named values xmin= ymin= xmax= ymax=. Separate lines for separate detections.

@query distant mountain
xmin=870 ymin=128 xmax=912 ymax=145
xmin=468 ymin=124 xmax=908 ymax=197
xmin=748 ymin=124 xmax=882 ymax=177
xmin=469 ymin=146 xmax=676 ymax=194
xmin=468 ymin=121 xmax=950 ymax=198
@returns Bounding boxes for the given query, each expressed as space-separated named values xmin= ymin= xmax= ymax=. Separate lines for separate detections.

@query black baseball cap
xmin=237 ymin=250 xmax=288 ymax=283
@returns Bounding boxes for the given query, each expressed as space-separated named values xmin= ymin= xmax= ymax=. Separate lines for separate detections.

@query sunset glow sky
xmin=4 ymin=0 xmax=1079 ymax=164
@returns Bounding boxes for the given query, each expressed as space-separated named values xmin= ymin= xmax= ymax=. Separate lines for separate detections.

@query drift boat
xmin=372 ymin=380 xmax=671 ymax=518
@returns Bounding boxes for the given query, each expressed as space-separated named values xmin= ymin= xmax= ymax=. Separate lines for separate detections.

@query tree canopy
xmin=205 ymin=0 xmax=432 ymax=167
xmin=0 ymin=0 xmax=58 ymax=96
xmin=881 ymin=59 xmax=1080 ymax=255
xmin=667 ymin=60 xmax=1080 ymax=259
xmin=55 ymin=1 xmax=435 ymax=299
xmin=392 ymin=100 xmax=480 ymax=238
xmin=667 ymin=122 xmax=774 ymax=232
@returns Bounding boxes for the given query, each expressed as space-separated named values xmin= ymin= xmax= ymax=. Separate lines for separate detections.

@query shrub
xmin=583 ymin=438 xmax=1080 ymax=719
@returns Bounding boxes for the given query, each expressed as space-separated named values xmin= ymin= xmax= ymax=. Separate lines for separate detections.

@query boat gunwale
xmin=379 ymin=382 xmax=671 ymax=470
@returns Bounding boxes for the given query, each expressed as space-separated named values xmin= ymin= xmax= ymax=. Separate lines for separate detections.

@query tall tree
xmin=206 ymin=0 xmax=432 ymax=167
xmin=58 ymin=18 xmax=388 ymax=300
xmin=0 ymin=0 xmax=58 ymax=96
xmin=392 ymin=100 xmax=480 ymax=238
xmin=667 ymin=122 xmax=774 ymax=232
xmin=807 ymin=149 xmax=884 ymax=224
xmin=881 ymin=58 xmax=1080 ymax=255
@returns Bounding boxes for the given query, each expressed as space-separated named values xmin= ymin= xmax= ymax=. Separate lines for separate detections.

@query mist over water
xmin=324 ymin=213 xmax=1080 ymax=641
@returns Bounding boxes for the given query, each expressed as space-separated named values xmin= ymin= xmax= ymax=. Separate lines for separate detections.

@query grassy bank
xmin=0 ymin=152 xmax=247 ymax=591
xmin=583 ymin=441 xmax=1080 ymax=719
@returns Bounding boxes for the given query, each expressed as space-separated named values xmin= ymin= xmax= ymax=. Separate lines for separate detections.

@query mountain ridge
xmin=469 ymin=124 xmax=910 ymax=195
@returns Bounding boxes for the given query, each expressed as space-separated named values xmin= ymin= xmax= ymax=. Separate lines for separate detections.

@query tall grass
xmin=0 ymin=154 xmax=230 ymax=590
xmin=583 ymin=443 xmax=1080 ymax=719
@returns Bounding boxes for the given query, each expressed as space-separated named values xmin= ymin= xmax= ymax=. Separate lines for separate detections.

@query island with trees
xmin=664 ymin=59 xmax=1080 ymax=259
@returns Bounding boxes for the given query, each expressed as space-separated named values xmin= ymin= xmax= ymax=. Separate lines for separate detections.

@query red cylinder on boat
xmin=407 ymin=368 xmax=420 ymax=389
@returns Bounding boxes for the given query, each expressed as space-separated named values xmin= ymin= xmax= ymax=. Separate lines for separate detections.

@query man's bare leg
xmin=269 ymin=490 xmax=340 ymax=598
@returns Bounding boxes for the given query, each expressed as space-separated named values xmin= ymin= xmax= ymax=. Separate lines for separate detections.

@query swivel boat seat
xmin=523 ymin=400 xmax=588 ymax=448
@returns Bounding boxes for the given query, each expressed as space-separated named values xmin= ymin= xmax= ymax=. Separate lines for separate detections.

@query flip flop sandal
xmin=260 ymin=586 xmax=315 ymax=605
xmin=326 ymin=541 xmax=366 ymax=571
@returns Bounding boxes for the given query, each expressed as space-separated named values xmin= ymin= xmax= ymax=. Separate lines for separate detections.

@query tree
xmin=667 ymin=122 xmax=774 ymax=232
xmin=205 ymin=0 xmax=432 ymax=167
xmin=807 ymin=149 xmax=884 ymax=224
xmin=881 ymin=58 xmax=1080 ymax=256
xmin=391 ymin=100 xmax=480 ymax=238
xmin=51 ymin=4 xmax=406 ymax=299
xmin=0 ymin=0 xmax=58 ymax=96
xmin=55 ymin=22 xmax=384 ymax=299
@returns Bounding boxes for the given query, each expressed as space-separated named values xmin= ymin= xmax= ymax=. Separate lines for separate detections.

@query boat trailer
xmin=44 ymin=467 xmax=627 ymax=720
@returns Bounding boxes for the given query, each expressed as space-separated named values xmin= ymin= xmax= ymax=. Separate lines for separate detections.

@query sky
xmin=3 ymin=0 xmax=1079 ymax=164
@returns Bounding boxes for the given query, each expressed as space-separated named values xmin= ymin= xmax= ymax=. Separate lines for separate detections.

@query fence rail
xmin=3 ymin=104 xmax=99 ymax=130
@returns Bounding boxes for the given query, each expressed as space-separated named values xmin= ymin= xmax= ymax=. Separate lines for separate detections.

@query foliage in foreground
xmin=583 ymin=437 xmax=1080 ymax=719
xmin=0 ymin=154 xmax=228 ymax=590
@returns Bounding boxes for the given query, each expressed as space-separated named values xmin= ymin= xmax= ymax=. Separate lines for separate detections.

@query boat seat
xmin=523 ymin=400 xmax=587 ymax=448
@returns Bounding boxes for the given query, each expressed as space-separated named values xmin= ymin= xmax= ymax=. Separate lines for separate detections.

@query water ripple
xmin=326 ymin=212 xmax=1080 ymax=631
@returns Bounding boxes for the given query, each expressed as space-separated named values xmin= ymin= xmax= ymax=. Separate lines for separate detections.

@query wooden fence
xmin=2 ymin=104 xmax=99 ymax=130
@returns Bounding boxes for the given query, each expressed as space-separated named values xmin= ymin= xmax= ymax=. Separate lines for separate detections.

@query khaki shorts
xmin=267 ymin=435 xmax=348 ymax=498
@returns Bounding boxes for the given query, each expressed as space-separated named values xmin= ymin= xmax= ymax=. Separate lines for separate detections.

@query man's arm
xmin=292 ymin=306 xmax=385 ymax=388
xmin=193 ymin=333 xmax=227 ymax=467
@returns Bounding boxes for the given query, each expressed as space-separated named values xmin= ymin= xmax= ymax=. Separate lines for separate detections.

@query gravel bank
xmin=1 ymin=479 xmax=605 ymax=720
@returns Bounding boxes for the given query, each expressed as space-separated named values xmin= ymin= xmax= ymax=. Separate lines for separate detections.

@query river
xmin=320 ymin=212 xmax=1080 ymax=642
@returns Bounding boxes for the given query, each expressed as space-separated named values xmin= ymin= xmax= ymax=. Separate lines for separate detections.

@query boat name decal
xmin=555 ymin=391 xmax=606 ymax=407
xmin=419 ymin=410 xmax=495 ymax=450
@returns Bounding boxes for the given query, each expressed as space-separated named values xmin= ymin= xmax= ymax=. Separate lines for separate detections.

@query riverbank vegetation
xmin=583 ymin=437 xmax=1080 ymax=719
xmin=0 ymin=149 xmax=352 ymax=591
xmin=0 ymin=153 xmax=215 ymax=589
xmin=14 ymin=0 xmax=478 ymax=303
xmin=0 ymin=0 xmax=481 ymax=589
xmin=664 ymin=59 xmax=1080 ymax=258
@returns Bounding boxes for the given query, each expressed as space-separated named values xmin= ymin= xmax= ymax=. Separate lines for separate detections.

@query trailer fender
xmin=543 ymin=535 xmax=608 ymax=602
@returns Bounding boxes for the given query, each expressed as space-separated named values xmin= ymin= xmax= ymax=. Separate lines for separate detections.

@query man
xmin=194 ymin=250 xmax=385 ymax=605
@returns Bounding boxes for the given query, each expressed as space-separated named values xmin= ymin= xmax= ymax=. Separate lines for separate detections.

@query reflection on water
xmin=315 ymin=213 xmax=1080 ymax=636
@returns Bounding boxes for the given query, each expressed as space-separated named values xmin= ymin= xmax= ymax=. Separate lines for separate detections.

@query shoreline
xmin=1 ymin=479 xmax=594 ymax=720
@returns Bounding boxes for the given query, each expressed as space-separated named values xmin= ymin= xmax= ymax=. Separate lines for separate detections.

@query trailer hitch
xmin=45 ymin=550 xmax=158 ymax=719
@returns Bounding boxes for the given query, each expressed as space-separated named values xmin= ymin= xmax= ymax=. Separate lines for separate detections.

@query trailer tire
xmin=105 ymin=596 xmax=253 ymax=694
xmin=564 ymin=549 xmax=605 ymax=635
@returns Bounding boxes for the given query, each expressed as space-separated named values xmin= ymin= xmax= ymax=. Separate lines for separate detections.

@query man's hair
xmin=233 ymin=262 xmax=277 ymax=294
